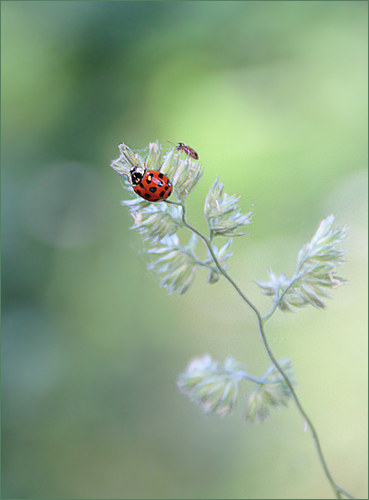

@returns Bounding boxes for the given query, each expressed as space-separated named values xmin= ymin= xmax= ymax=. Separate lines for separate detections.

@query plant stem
xmin=262 ymin=275 xmax=299 ymax=321
xmin=255 ymin=318 xmax=344 ymax=499
xmin=180 ymin=203 xmax=354 ymax=500
xmin=236 ymin=372 xmax=284 ymax=385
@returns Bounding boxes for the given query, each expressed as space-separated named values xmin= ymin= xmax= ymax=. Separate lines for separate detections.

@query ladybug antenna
xmin=167 ymin=140 xmax=177 ymax=148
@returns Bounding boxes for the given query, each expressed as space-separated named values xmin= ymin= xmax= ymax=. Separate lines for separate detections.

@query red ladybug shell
xmin=133 ymin=170 xmax=173 ymax=202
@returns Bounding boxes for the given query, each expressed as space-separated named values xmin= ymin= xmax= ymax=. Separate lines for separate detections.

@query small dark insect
xmin=168 ymin=141 xmax=199 ymax=160
xmin=128 ymin=165 xmax=172 ymax=202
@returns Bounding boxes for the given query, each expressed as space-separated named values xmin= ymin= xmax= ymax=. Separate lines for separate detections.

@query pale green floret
xmin=205 ymin=177 xmax=252 ymax=237
xmin=172 ymin=157 xmax=203 ymax=200
xmin=177 ymin=355 xmax=244 ymax=417
xmin=245 ymin=359 xmax=295 ymax=423
xmin=113 ymin=143 xmax=141 ymax=173
xmin=205 ymin=239 xmax=233 ymax=284
xmin=121 ymin=197 xmax=151 ymax=212
xmin=160 ymin=150 xmax=177 ymax=178
xmin=256 ymin=215 xmax=347 ymax=311
xmin=111 ymin=141 xmax=165 ymax=180
xmin=147 ymin=234 xmax=199 ymax=295
xmin=145 ymin=141 xmax=162 ymax=171
xmin=178 ymin=354 xmax=295 ymax=421
xmin=129 ymin=204 xmax=182 ymax=243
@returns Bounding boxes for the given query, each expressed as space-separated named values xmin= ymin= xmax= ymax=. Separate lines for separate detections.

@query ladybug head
xmin=130 ymin=166 xmax=145 ymax=186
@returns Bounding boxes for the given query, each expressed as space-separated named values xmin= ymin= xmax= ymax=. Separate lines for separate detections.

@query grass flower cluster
xmin=178 ymin=355 xmax=293 ymax=421
xmin=177 ymin=355 xmax=242 ymax=418
xmin=205 ymin=177 xmax=253 ymax=237
xmin=245 ymin=359 xmax=295 ymax=423
xmin=111 ymin=141 xmax=354 ymax=500
xmin=257 ymin=215 xmax=347 ymax=311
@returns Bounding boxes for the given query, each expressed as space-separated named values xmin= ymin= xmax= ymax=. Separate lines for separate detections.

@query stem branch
xmin=180 ymin=201 xmax=354 ymax=500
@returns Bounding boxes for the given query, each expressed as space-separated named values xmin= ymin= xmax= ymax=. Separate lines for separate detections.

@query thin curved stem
xmin=262 ymin=271 xmax=305 ymax=322
xmin=194 ymin=259 xmax=217 ymax=272
xmin=262 ymin=276 xmax=298 ymax=321
xmin=180 ymin=206 xmax=261 ymax=319
xmin=256 ymin=318 xmax=344 ymax=499
xmin=235 ymin=371 xmax=284 ymax=385
xmin=337 ymin=488 xmax=356 ymax=499
xmin=163 ymin=199 xmax=182 ymax=206
xmin=180 ymin=202 xmax=354 ymax=500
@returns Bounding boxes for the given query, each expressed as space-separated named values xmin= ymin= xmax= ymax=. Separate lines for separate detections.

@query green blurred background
xmin=2 ymin=1 xmax=367 ymax=498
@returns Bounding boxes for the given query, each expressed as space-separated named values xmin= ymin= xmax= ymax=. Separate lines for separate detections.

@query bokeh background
xmin=2 ymin=1 xmax=367 ymax=499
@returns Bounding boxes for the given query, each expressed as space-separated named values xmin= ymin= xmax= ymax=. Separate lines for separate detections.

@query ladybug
xmin=168 ymin=141 xmax=199 ymax=160
xmin=129 ymin=165 xmax=173 ymax=202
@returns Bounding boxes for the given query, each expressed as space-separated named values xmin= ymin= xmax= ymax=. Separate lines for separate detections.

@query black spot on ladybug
xmin=146 ymin=175 xmax=152 ymax=184
xmin=158 ymin=173 xmax=164 ymax=179
xmin=157 ymin=180 xmax=164 ymax=187
xmin=159 ymin=190 xmax=165 ymax=198
xmin=139 ymin=182 xmax=144 ymax=188
xmin=136 ymin=189 xmax=141 ymax=195
xmin=164 ymin=185 xmax=169 ymax=191
xmin=144 ymin=193 xmax=151 ymax=200
xmin=167 ymin=181 xmax=172 ymax=187
xmin=149 ymin=187 xmax=157 ymax=193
